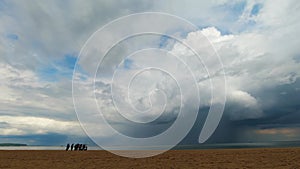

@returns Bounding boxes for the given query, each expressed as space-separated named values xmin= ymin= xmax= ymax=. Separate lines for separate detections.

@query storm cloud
xmin=0 ymin=0 xmax=300 ymax=146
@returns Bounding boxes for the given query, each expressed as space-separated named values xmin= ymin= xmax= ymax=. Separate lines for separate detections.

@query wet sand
xmin=1 ymin=148 xmax=300 ymax=168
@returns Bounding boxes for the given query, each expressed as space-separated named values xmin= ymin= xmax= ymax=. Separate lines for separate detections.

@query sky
xmin=0 ymin=0 xmax=300 ymax=146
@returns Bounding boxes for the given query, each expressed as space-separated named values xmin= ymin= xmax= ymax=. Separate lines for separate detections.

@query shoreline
xmin=0 ymin=146 xmax=300 ymax=150
xmin=1 ymin=144 xmax=300 ymax=151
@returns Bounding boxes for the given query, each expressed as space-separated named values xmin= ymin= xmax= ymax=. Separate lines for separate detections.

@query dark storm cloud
xmin=210 ymin=78 xmax=300 ymax=142
xmin=1 ymin=0 xmax=300 ymax=146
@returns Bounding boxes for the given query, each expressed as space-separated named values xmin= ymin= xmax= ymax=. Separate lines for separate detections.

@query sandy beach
xmin=0 ymin=148 xmax=300 ymax=169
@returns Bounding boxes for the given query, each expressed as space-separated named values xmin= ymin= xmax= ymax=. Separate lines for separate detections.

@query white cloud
xmin=1 ymin=0 xmax=300 ymax=143
xmin=166 ymin=0 xmax=300 ymax=119
xmin=227 ymin=90 xmax=263 ymax=120
xmin=0 ymin=63 xmax=74 ymax=113
xmin=74 ymin=0 xmax=300 ymax=128
xmin=0 ymin=115 xmax=81 ymax=135
xmin=0 ymin=0 xmax=155 ymax=137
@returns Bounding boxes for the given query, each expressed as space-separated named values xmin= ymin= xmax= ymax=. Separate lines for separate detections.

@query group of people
xmin=66 ymin=143 xmax=87 ymax=151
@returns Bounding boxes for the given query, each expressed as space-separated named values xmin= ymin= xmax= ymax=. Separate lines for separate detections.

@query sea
xmin=0 ymin=146 xmax=102 ymax=150
xmin=1 ymin=141 xmax=300 ymax=150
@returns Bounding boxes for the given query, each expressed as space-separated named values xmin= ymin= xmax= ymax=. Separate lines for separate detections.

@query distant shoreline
xmin=1 ymin=140 xmax=300 ymax=150
xmin=0 ymin=143 xmax=27 ymax=146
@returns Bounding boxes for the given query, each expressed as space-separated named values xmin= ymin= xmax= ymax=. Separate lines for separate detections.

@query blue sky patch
xmin=38 ymin=66 xmax=59 ymax=82
xmin=159 ymin=35 xmax=171 ymax=48
xmin=251 ymin=4 xmax=263 ymax=16
xmin=60 ymin=54 xmax=77 ymax=70
xmin=231 ymin=1 xmax=247 ymax=16
xmin=217 ymin=1 xmax=247 ymax=21
xmin=38 ymin=54 xmax=77 ymax=81
xmin=0 ymin=0 xmax=7 ymax=11
xmin=6 ymin=33 xmax=19 ymax=40
xmin=54 ymin=54 xmax=77 ymax=78
xmin=123 ymin=58 xmax=133 ymax=69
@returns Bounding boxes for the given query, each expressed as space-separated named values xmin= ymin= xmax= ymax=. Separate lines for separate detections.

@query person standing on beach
xmin=71 ymin=143 xmax=74 ymax=151
xmin=66 ymin=143 xmax=70 ymax=151
xmin=74 ymin=143 xmax=79 ymax=150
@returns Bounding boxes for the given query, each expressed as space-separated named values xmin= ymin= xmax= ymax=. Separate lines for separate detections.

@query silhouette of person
xmin=74 ymin=143 xmax=79 ymax=151
xmin=79 ymin=144 xmax=83 ymax=151
xmin=71 ymin=143 xmax=74 ymax=151
xmin=66 ymin=143 xmax=70 ymax=151
xmin=83 ymin=144 xmax=87 ymax=151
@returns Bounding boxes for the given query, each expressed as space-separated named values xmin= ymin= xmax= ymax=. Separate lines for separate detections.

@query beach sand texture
xmin=1 ymin=148 xmax=300 ymax=169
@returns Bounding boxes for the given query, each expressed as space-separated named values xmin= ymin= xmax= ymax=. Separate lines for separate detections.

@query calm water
xmin=1 ymin=141 xmax=299 ymax=150
xmin=0 ymin=146 xmax=102 ymax=150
